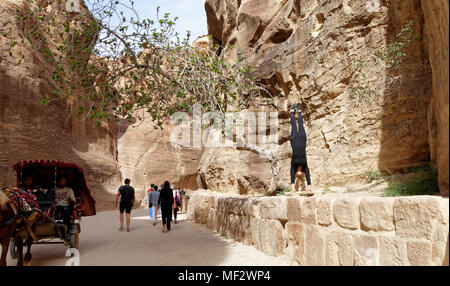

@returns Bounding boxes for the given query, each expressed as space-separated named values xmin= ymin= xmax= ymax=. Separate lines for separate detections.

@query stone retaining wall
xmin=187 ymin=191 xmax=449 ymax=266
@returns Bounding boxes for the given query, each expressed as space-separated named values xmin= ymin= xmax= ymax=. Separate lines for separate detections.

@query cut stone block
xmin=326 ymin=230 xmax=354 ymax=266
xmin=407 ymin=240 xmax=432 ymax=266
xmin=285 ymin=222 xmax=305 ymax=265
xmin=317 ymin=197 xmax=333 ymax=226
xmin=378 ymin=236 xmax=408 ymax=266
xmin=393 ymin=196 xmax=440 ymax=239
xmin=360 ymin=197 xmax=395 ymax=231
xmin=301 ymin=197 xmax=318 ymax=224
xmin=354 ymin=234 xmax=379 ymax=266
xmin=304 ymin=225 xmax=327 ymax=265
xmin=334 ymin=197 xmax=360 ymax=230
xmin=287 ymin=197 xmax=302 ymax=221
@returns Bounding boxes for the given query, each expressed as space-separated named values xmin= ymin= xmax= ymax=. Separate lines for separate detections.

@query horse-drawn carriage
xmin=0 ymin=160 xmax=96 ymax=266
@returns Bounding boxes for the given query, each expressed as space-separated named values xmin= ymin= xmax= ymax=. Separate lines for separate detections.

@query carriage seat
xmin=51 ymin=198 xmax=83 ymax=221
xmin=32 ymin=188 xmax=55 ymax=211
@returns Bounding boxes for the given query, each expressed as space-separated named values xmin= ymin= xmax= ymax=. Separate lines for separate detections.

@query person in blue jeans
xmin=144 ymin=184 xmax=155 ymax=219
xmin=290 ymin=103 xmax=312 ymax=193
xmin=54 ymin=178 xmax=76 ymax=231
xmin=149 ymin=185 xmax=160 ymax=226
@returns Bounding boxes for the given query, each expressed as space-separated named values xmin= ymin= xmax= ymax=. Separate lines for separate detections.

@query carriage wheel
xmin=9 ymin=240 xmax=18 ymax=259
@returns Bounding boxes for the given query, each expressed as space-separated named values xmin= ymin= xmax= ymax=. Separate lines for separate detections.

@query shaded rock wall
xmin=0 ymin=0 xmax=122 ymax=210
xmin=188 ymin=191 xmax=449 ymax=265
xmin=421 ymin=0 xmax=449 ymax=195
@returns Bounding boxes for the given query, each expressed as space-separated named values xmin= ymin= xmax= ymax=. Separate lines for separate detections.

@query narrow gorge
xmin=0 ymin=0 xmax=448 ymax=267
xmin=1 ymin=0 xmax=448 ymax=207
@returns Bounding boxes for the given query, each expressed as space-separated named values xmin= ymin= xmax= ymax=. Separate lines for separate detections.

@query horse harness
xmin=0 ymin=187 xmax=41 ymax=240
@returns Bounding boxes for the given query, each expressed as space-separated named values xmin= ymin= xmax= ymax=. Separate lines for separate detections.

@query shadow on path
xmin=7 ymin=208 xmax=288 ymax=266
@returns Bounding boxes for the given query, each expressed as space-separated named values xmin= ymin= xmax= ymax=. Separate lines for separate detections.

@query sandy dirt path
xmin=6 ymin=208 xmax=289 ymax=266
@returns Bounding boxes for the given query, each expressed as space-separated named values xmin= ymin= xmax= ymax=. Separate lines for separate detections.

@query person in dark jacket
xmin=158 ymin=181 xmax=174 ymax=233
xmin=290 ymin=103 xmax=312 ymax=193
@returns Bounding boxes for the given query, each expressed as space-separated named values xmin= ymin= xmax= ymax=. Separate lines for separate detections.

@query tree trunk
xmin=236 ymin=138 xmax=282 ymax=196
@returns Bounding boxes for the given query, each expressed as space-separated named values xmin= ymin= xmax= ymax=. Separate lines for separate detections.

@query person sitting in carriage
xmin=22 ymin=176 xmax=37 ymax=191
xmin=54 ymin=177 xmax=76 ymax=230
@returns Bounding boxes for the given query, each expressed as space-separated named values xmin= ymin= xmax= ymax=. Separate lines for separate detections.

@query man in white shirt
xmin=55 ymin=178 xmax=76 ymax=229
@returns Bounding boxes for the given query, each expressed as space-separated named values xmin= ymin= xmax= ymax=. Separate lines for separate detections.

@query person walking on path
xmin=179 ymin=189 xmax=186 ymax=213
xmin=158 ymin=181 xmax=174 ymax=233
xmin=115 ymin=178 xmax=135 ymax=232
xmin=149 ymin=185 xmax=160 ymax=226
xmin=143 ymin=184 xmax=155 ymax=219
xmin=290 ymin=103 xmax=312 ymax=193
xmin=173 ymin=189 xmax=182 ymax=224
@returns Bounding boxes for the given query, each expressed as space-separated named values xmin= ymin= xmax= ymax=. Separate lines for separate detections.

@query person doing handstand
xmin=290 ymin=103 xmax=312 ymax=193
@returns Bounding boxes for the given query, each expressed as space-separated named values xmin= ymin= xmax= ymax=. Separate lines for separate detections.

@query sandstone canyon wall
xmin=421 ymin=0 xmax=449 ymax=195
xmin=118 ymin=0 xmax=448 ymax=198
xmin=199 ymin=0 xmax=448 ymax=195
xmin=0 ymin=0 xmax=122 ymax=210
xmin=117 ymin=116 xmax=203 ymax=205
xmin=0 ymin=0 xmax=448 ymax=211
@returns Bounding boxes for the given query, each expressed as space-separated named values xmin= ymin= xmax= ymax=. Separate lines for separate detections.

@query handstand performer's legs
xmin=290 ymin=104 xmax=298 ymax=136
xmin=290 ymin=104 xmax=307 ymax=146
xmin=296 ymin=106 xmax=307 ymax=145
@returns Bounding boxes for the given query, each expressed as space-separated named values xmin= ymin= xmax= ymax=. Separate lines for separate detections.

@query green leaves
xmin=3 ymin=0 xmax=268 ymax=127
xmin=350 ymin=20 xmax=416 ymax=105
xmin=77 ymin=106 xmax=87 ymax=117
xmin=384 ymin=165 xmax=439 ymax=197
xmin=51 ymin=89 xmax=62 ymax=95
xmin=374 ymin=20 xmax=416 ymax=68
xmin=40 ymin=94 xmax=50 ymax=106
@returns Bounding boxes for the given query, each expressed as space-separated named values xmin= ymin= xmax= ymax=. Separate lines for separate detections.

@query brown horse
xmin=0 ymin=191 xmax=17 ymax=266
xmin=0 ymin=191 xmax=40 ymax=266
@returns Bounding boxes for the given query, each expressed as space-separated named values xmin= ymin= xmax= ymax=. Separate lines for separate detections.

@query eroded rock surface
xmin=1 ymin=0 xmax=448 ymax=207
xmin=201 ymin=0 xmax=448 ymax=195
xmin=117 ymin=116 xmax=203 ymax=204
xmin=421 ymin=0 xmax=449 ymax=195
xmin=0 ymin=0 xmax=121 ymax=210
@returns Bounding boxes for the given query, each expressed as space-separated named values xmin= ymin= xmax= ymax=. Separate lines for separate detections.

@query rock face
xmin=202 ymin=0 xmax=448 ymax=194
xmin=117 ymin=117 xmax=203 ymax=205
xmin=421 ymin=0 xmax=449 ymax=195
xmin=1 ymin=0 xmax=448 ymax=207
xmin=0 ymin=0 xmax=122 ymax=210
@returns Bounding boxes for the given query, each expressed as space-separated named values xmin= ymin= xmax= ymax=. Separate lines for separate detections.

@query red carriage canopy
xmin=13 ymin=160 xmax=96 ymax=216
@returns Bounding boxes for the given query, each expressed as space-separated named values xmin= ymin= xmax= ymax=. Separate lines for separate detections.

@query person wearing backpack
xmin=173 ymin=189 xmax=182 ymax=224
